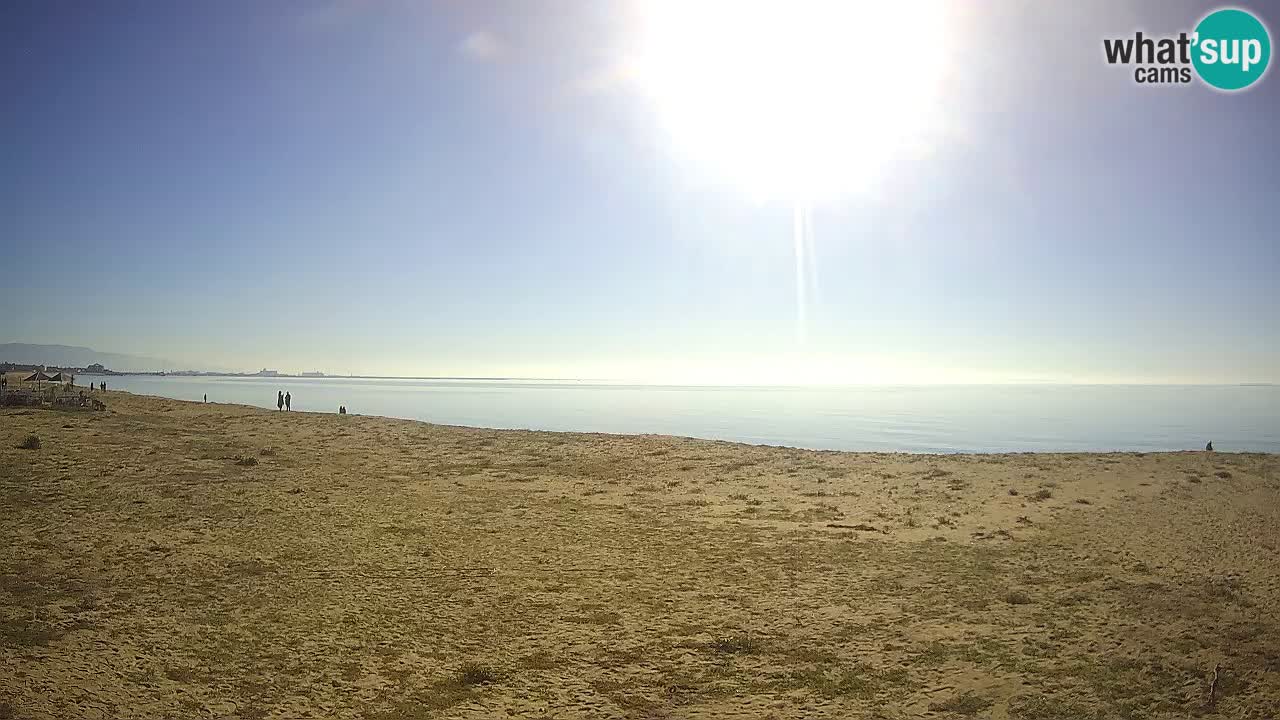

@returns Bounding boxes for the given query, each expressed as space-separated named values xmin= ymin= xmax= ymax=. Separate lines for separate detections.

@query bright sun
xmin=632 ymin=0 xmax=955 ymax=205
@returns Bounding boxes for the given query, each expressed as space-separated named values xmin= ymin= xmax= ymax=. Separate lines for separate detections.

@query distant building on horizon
xmin=86 ymin=363 xmax=106 ymax=373
xmin=255 ymin=368 xmax=279 ymax=377
xmin=301 ymin=371 xmax=325 ymax=377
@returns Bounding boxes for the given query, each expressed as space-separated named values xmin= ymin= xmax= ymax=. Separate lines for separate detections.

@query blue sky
xmin=2 ymin=0 xmax=1277 ymax=382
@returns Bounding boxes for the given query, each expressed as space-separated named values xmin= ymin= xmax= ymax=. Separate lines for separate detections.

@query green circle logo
xmin=1193 ymin=8 xmax=1271 ymax=90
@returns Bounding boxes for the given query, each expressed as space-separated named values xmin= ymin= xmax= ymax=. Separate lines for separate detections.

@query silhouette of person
xmin=203 ymin=394 xmax=207 ymax=403
xmin=1206 ymin=441 xmax=1214 ymax=452
xmin=101 ymin=381 xmax=106 ymax=391
xmin=285 ymin=392 xmax=291 ymax=411
xmin=277 ymin=390 xmax=284 ymax=411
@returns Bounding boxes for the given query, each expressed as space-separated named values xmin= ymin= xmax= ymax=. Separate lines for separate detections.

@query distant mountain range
xmin=0 ymin=343 xmax=173 ymax=372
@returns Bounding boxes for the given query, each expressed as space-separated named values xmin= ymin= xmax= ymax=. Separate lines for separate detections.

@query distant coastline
xmin=78 ymin=371 xmax=1280 ymax=387
xmin=80 ymin=370 xmax=607 ymax=382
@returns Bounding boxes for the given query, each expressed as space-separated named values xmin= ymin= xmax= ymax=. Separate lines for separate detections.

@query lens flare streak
xmin=792 ymin=203 xmax=818 ymax=343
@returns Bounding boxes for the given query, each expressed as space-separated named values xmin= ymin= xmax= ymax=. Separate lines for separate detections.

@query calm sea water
xmin=84 ymin=376 xmax=1279 ymax=454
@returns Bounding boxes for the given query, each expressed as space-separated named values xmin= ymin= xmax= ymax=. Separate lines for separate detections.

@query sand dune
xmin=2 ymin=393 xmax=1277 ymax=719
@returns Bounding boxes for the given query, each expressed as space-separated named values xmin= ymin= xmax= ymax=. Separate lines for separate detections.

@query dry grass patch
xmin=454 ymin=662 xmax=500 ymax=686
xmin=709 ymin=633 xmax=761 ymax=655
xmin=1003 ymin=586 xmax=1034 ymax=602
xmin=0 ymin=616 xmax=62 ymax=648
xmin=929 ymin=691 xmax=994 ymax=716
xmin=772 ymin=664 xmax=885 ymax=700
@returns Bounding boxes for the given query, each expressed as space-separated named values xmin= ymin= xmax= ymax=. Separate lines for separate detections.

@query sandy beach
xmin=2 ymin=392 xmax=1277 ymax=719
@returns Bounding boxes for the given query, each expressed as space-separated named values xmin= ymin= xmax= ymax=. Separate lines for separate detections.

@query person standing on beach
xmin=203 ymin=394 xmax=207 ymax=403
xmin=285 ymin=391 xmax=291 ymax=411
xmin=277 ymin=391 xmax=284 ymax=411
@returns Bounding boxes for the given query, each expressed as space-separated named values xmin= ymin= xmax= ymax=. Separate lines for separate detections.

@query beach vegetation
xmin=710 ymin=633 xmax=761 ymax=654
xmin=775 ymin=665 xmax=882 ymax=699
xmin=376 ymin=663 xmax=502 ymax=717
xmin=1004 ymin=589 xmax=1034 ymax=605
xmin=455 ymin=662 xmax=501 ymax=686
xmin=929 ymin=691 xmax=994 ymax=715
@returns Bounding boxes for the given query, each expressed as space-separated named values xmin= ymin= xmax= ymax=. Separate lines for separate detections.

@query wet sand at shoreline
xmin=2 ymin=392 xmax=1278 ymax=718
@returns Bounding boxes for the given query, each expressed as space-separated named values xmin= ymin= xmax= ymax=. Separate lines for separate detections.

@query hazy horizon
xmin=3 ymin=1 xmax=1278 ymax=385
xmin=3 ymin=340 xmax=1276 ymax=387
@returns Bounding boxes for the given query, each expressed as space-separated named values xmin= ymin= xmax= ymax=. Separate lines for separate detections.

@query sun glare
xmin=633 ymin=0 xmax=954 ymax=205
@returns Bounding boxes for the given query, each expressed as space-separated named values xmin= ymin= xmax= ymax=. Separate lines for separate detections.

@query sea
xmin=80 ymin=375 xmax=1280 ymax=454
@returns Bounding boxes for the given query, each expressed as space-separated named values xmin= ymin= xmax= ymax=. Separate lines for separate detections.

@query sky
xmin=2 ymin=0 xmax=1277 ymax=383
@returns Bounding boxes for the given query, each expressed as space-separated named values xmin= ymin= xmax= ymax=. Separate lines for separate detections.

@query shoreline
xmin=61 ymin=386 xmax=1280 ymax=456
xmin=3 ymin=393 xmax=1278 ymax=716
